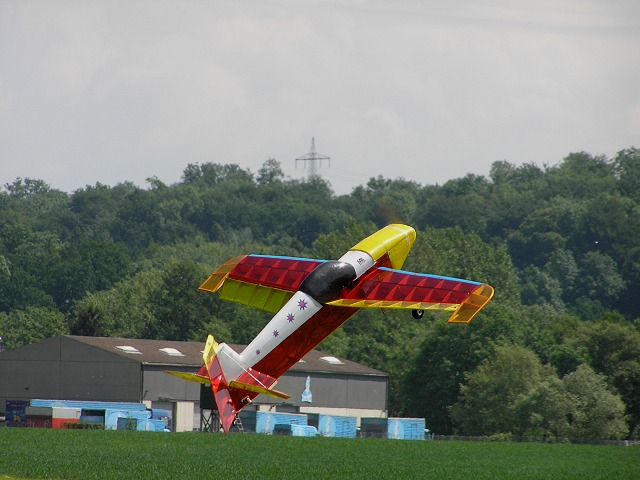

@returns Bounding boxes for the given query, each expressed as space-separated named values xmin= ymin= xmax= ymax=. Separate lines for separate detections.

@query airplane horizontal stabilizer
xmin=164 ymin=371 xmax=210 ymax=385
xmin=171 ymin=334 xmax=289 ymax=432
xmin=229 ymin=380 xmax=290 ymax=400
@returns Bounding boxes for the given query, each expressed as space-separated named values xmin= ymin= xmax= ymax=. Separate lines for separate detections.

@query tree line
xmin=1 ymin=148 xmax=639 ymax=440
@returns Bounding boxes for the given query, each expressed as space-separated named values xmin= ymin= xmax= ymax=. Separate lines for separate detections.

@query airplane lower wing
xmin=199 ymin=255 xmax=324 ymax=313
xmin=329 ymin=267 xmax=494 ymax=323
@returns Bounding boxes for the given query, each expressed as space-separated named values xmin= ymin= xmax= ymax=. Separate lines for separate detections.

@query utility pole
xmin=295 ymin=138 xmax=330 ymax=177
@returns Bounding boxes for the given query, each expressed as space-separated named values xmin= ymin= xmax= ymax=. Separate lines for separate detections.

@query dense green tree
xmin=577 ymin=320 xmax=640 ymax=437
xmin=486 ymin=161 xmax=547 ymax=239
xmin=507 ymin=196 xmax=583 ymax=269
xmin=63 ymin=183 xmax=120 ymax=239
xmin=544 ymin=249 xmax=579 ymax=303
xmin=402 ymin=304 xmax=526 ymax=434
xmin=0 ymin=232 xmax=61 ymax=312
xmin=149 ymin=260 xmax=218 ymax=341
xmin=451 ymin=345 xmax=628 ymax=440
xmin=0 ymin=307 xmax=67 ymax=349
xmin=571 ymin=193 xmax=640 ymax=316
xmin=53 ymin=238 xmax=131 ymax=312
xmin=450 ymin=344 xmax=567 ymax=437
xmin=354 ymin=176 xmax=422 ymax=226
xmin=514 ymin=306 xmax=586 ymax=375
xmin=3 ymin=178 xmax=52 ymax=198
xmin=256 ymin=158 xmax=285 ymax=186
xmin=416 ymin=174 xmax=491 ymax=233
xmin=574 ymin=194 xmax=640 ymax=259
xmin=563 ymin=364 xmax=628 ymax=440
xmin=70 ymin=305 xmax=105 ymax=337
xmin=0 ymin=268 xmax=57 ymax=313
xmin=182 ymin=162 xmax=254 ymax=187
xmin=574 ymin=251 xmax=625 ymax=304
xmin=519 ymin=266 xmax=564 ymax=308
xmin=0 ymin=256 xmax=9 ymax=283
xmin=546 ymin=152 xmax=616 ymax=199
xmin=517 ymin=373 xmax=573 ymax=440
xmin=612 ymin=147 xmax=640 ymax=201
xmin=71 ymin=270 xmax=161 ymax=338
xmin=110 ymin=186 xmax=163 ymax=255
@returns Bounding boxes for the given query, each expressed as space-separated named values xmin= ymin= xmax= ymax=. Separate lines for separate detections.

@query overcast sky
xmin=1 ymin=0 xmax=639 ymax=195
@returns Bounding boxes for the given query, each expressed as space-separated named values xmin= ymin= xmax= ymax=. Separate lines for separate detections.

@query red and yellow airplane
xmin=167 ymin=224 xmax=493 ymax=432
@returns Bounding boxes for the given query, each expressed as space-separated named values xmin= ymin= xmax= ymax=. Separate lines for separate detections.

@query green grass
xmin=0 ymin=429 xmax=638 ymax=479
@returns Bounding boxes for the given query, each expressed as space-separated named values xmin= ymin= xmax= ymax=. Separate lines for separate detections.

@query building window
xmin=115 ymin=345 xmax=142 ymax=354
xmin=159 ymin=347 xmax=185 ymax=357
xmin=320 ymin=356 xmax=344 ymax=365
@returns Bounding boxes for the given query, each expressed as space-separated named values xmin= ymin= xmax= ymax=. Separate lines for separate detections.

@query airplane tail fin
xmin=351 ymin=224 xmax=416 ymax=270
xmin=166 ymin=334 xmax=289 ymax=433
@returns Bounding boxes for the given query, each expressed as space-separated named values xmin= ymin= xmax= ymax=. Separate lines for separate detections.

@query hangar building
xmin=0 ymin=335 xmax=388 ymax=431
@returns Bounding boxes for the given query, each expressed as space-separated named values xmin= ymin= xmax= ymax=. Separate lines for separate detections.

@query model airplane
xmin=166 ymin=224 xmax=493 ymax=432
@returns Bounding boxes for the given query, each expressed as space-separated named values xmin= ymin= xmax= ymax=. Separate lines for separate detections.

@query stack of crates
xmin=387 ymin=417 xmax=425 ymax=440
xmin=318 ymin=415 xmax=357 ymax=438
xmin=255 ymin=411 xmax=307 ymax=434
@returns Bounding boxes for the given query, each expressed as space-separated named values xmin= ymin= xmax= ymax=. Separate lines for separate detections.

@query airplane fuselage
xmin=226 ymin=250 xmax=376 ymax=379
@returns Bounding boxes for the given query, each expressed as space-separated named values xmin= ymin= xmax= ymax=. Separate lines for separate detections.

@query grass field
xmin=0 ymin=429 xmax=638 ymax=479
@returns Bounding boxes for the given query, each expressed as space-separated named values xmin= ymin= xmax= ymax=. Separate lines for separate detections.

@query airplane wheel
xmin=412 ymin=309 xmax=424 ymax=319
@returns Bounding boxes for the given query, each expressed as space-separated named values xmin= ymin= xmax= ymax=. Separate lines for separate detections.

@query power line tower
xmin=295 ymin=138 xmax=330 ymax=177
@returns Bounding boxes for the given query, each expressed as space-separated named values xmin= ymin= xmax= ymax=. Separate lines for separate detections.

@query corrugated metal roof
xmin=66 ymin=336 xmax=386 ymax=377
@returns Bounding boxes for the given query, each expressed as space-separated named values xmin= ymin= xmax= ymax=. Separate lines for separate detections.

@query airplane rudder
xmin=202 ymin=334 xmax=219 ymax=367
xmin=351 ymin=224 xmax=416 ymax=268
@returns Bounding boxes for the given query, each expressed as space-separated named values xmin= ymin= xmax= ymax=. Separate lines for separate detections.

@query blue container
xmin=318 ymin=415 xmax=357 ymax=438
xmin=292 ymin=425 xmax=318 ymax=437
xmin=387 ymin=418 xmax=425 ymax=440
xmin=255 ymin=412 xmax=307 ymax=434
xmin=137 ymin=419 xmax=167 ymax=432
xmin=106 ymin=410 xmax=150 ymax=430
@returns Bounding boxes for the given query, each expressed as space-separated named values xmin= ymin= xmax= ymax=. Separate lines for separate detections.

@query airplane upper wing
xmin=328 ymin=267 xmax=494 ymax=323
xmin=199 ymin=255 xmax=324 ymax=313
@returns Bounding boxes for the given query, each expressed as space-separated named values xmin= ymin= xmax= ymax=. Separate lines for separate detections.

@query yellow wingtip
xmin=199 ymin=255 xmax=246 ymax=293
xmin=447 ymin=284 xmax=494 ymax=323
